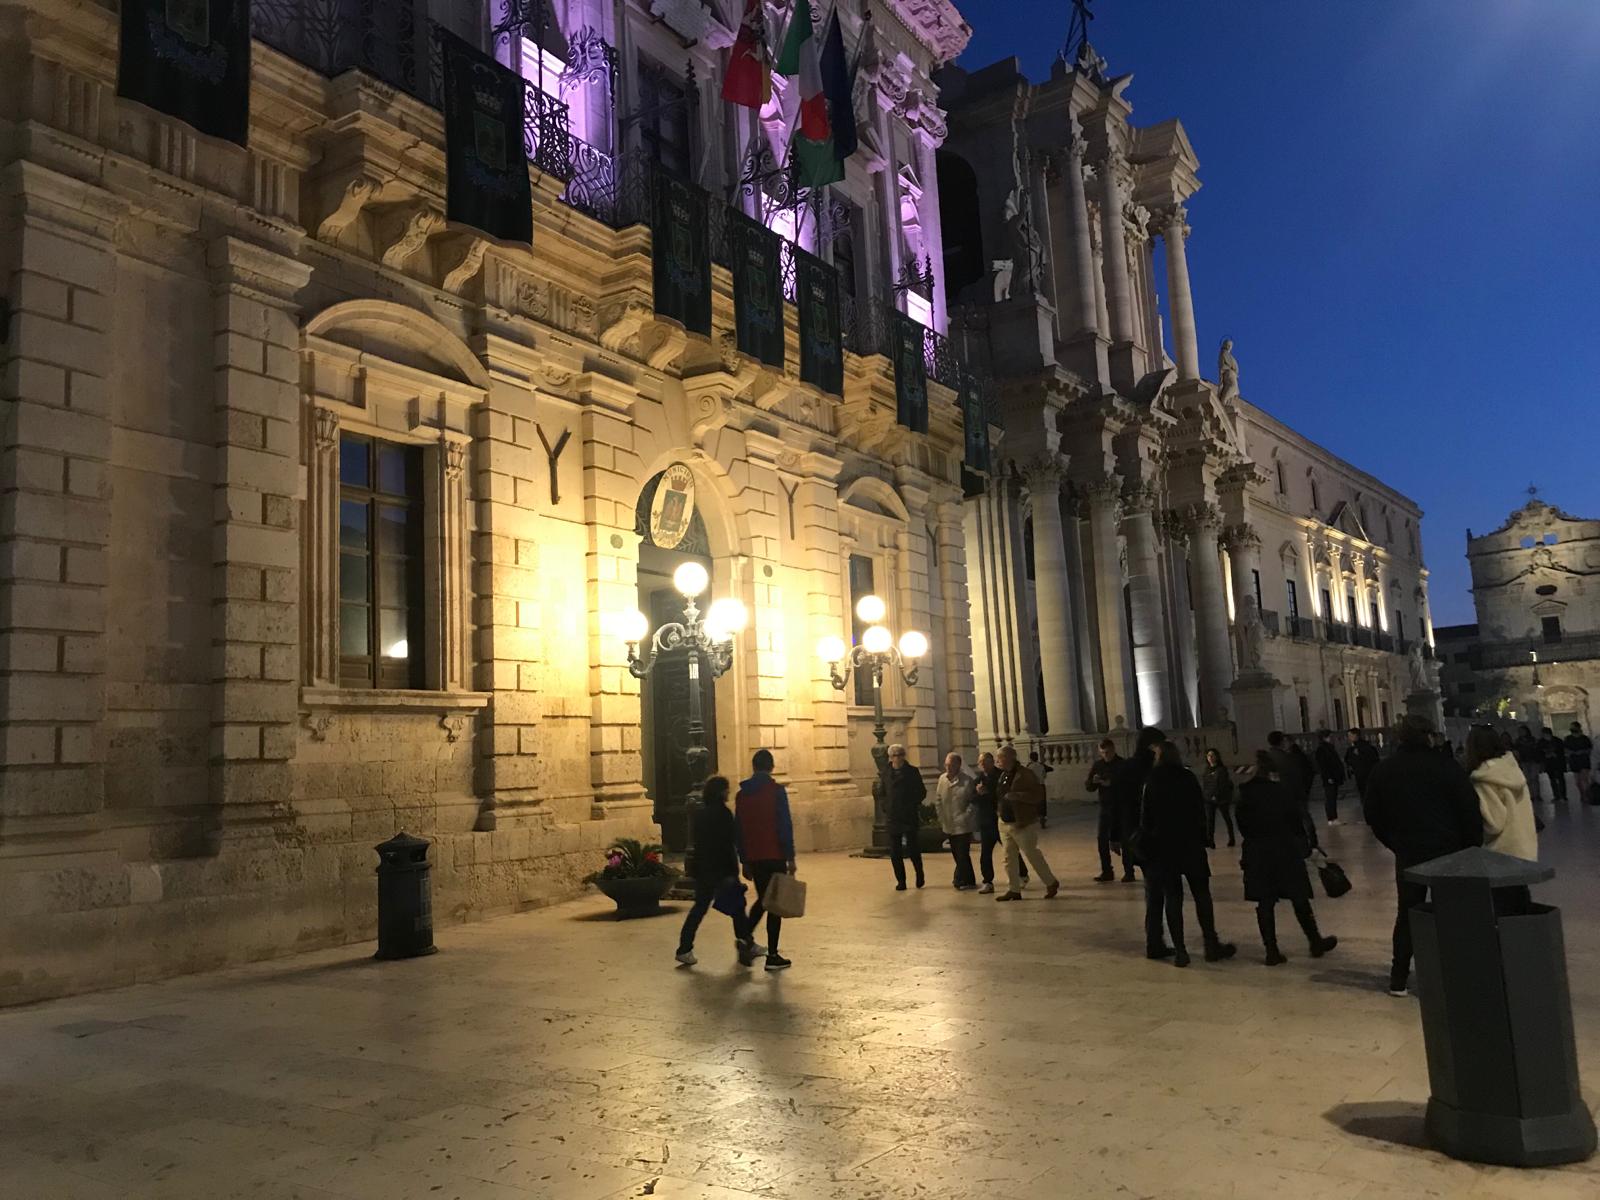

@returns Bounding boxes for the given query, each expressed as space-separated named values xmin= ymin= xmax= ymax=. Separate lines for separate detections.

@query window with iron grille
xmin=339 ymin=435 xmax=426 ymax=689
xmin=637 ymin=57 xmax=693 ymax=177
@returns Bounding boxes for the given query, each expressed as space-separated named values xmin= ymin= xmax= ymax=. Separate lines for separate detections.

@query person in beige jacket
xmin=1466 ymin=726 xmax=1539 ymax=863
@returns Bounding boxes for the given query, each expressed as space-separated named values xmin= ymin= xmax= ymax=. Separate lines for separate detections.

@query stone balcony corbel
xmin=377 ymin=203 xmax=445 ymax=272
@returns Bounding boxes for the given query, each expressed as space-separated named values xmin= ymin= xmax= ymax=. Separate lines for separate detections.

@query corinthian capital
xmin=1182 ymin=501 xmax=1224 ymax=537
xmin=1223 ymin=522 xmax=1261 ymax=553
xmin=1080 ymin=472 xmax=1122 ymax=506
xmin=1151 ymin=203 xmax=1189 ymax=240
xmin=1120 ymin=481 xmax=1161 ymax=515
xmin=1019 ymin=454 xmax=1065 ymax=493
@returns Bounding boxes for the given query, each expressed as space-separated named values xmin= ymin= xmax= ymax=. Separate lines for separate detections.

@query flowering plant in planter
xmin=585 ymin=837 xmax=678 ymax=884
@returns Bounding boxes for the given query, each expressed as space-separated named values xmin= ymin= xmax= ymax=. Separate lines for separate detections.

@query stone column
xmin=1121 ymin=484 xmax=1174 ymax=728
xmin=1353 ymin=553 xmax=1372 ymax=629
xmin=1096 ymin=153 xmax=1136 ymax=345
xmin=1084 ymin=475 xmax=1134 ymax=730
xmin=1156 ymin=205 xmax=1200 ymax=381
xmin=1225 ymin=523 xmax=1263 ymax=620
xmin=1062 ymin=493 xmax=1101 ymax=729
xmin=1085 ymin=192 xmax=1111 ymax=337
xmin=963 ymin=469 xmax=1035 ymax=746
xmin=1021 ymin=457 xmax=1082 ymax=734
xmin=206 ymin=236 xmax=313 ymax=849
xmin=1373 ymin=558 xmax=1390 ymax=631
xmin=1185 ymin=503 xmax=1235 ymax=726
xmin=1062 ymin=133 xmax=1101 ymax=337
xmin=871 ymin=95 xmax=902 ymax=305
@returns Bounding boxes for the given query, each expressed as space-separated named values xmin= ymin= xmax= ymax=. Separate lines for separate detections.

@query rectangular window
xmin=1321 ymin=588 xmax=1334 ymax=623
xmin=637 ymin=58 xmax=693 ymax=177
xmin=1252 ymin=569 xmax=1263 ymax=611
xmin=1276 ymin=462 xmax=1286 ymax=495
xmin=1298 ymin=696 xmax=1310 ymax=733
xmin=848 ymin=554 xmax=876 ymax=706
xmin=340 ymin=435 xmax=425 ymax=690
xmin=1285 ymin=579 xmax=1299 ymax=621
xmin=1371 ymin=600 xmax=1381 ymax=630
xmin=1397 ymin=610 xmax=1406 ymax=639
xmin=1542 ymin=615 xmax=1563 ymax=643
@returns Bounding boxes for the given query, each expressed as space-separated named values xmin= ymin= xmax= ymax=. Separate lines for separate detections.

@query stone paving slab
xmin=3 ymin=800 xmax=1598 ymax=1199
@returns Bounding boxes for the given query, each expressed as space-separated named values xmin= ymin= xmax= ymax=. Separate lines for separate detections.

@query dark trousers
xmin=1144 ymin=863 xmax=1220 ymax=954
xmin=977 ymin=815 xmax=998 ymax=884
xmin=1322 ymin=781 xmax=1340 ymax=822
xmin=743 ymin=860 xmax=786 ymax=954
xmin=1098 ymin=801 xmax=1134 ymax=875
xmin=888 ymin=823 xmax=924 ymax=888
xmin=947 ymin=832 xmax=976 ymax=888
xmin=677 ymin=878 xmax=750 ymax=954
xmin=1546 ymin=767 xmax=1568 ymax=801
xmin=1206 ymin=803 xmax=1235 ymax=848
xmin=1390 ymin=873 xmax=1429 ymax=991
xmin=1256 ymin=898 xmax=1321 ymax=952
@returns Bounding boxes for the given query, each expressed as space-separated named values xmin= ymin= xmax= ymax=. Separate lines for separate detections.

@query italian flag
xmin=776 ymin=1 xmax=844 ymax=187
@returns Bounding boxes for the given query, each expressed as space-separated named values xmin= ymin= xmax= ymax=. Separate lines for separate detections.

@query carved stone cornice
xmin=884 ymin=0 xmax=974 ymax=65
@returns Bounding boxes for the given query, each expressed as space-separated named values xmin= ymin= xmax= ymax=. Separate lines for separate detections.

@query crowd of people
xmin=673 ymin=716 xmax=1569 ymax=989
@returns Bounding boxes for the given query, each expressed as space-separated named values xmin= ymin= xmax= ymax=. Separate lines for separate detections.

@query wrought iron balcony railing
xmin=1475 ymin=632 xmax=1600 ymax=670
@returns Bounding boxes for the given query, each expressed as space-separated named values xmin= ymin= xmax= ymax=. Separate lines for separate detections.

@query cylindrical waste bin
xmin=1405 ymin=846 xmax=1595 ymax=1166
xmin=374 ymin=831 xmax=438 ymax=960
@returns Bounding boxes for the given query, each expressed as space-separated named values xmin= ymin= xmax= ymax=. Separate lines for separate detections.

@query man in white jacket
xmin=935 ymin=753 xmax=978 ymax=890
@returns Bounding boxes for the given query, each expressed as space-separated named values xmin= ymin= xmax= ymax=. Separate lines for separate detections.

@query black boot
xmin=1293 ymin=900 xmax=1338 ymax=957
xmin=1258 ymin=906 xmax=1287 ymax=966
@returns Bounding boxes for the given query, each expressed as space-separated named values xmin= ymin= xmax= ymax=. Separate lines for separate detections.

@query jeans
xmin=1000 ymin=821 xmax=1056 ymax=894
xmin=888 ymin=823 xmax=924 ymax=888
xmin=947 ymin=832 xmax=976 ymax=888
xmin=1522 ymin=762 xmax=1543 ymax=801
xmin=1144 ymin=862 xmax=1221 ymax=953
xmin=1206 ymin=803 xmax=1235 ymax=847
xmin=677 ymin=878 xmax=751 ymax=954
xmin=1390 ymin=872 xmax=1430 ymax=991
xmin=1322 ymin=781 xmax=1341 ymax=822
xmin=743 ymin=860 xmax=787 ymax=954
xmin=1098 ymin=800 xmax=1135 ymax=875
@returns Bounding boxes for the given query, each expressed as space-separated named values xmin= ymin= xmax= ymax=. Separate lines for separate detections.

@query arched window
xmin=936 ymin=150 xmax=985 ymax=301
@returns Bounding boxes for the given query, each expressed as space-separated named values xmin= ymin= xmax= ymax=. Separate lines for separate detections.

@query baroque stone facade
xmin=936 ymin=44 xmax=1433 ymax=759
xmin=0 ymin=0 xmax=979 ymax=1003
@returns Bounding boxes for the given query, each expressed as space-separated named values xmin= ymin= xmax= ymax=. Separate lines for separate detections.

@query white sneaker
xmin=977 ymin=882 xmax=994 ymax=894
xmin=1328 ymin=818 xmax=1342 ymax=827
xmin=747 ymin=942 xmax=766 ymax=957
xmin=1387 ymin=987 xmax=1410 ymax=998
xmin=675 ymin=950 xmax=697 ymax=966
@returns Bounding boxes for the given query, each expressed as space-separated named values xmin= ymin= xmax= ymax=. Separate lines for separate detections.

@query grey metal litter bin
xmin=1405 ymin=847 xmax=1595 ymax=1167
xmin=374 ymin=831 xmax=438 ymax=961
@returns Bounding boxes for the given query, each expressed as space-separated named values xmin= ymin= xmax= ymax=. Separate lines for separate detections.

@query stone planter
xmin=594 ymin=874 xmax=674 ymax=918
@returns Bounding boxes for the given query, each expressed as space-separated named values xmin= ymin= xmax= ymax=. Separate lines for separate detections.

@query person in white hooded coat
xmin=1466 ymin=726 xmax=1539 ymax=863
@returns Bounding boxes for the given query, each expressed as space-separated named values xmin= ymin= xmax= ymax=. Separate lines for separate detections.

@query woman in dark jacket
xmin=676 ymin=777 xmax=758 ymax=967
xmin=1200 ymin=747 xmax=1236 ymax=849
xmin=1236 ymin=751 xmax=1338 ymax=966
xmin=1139 ymin=741 xmax=1236 ymax=968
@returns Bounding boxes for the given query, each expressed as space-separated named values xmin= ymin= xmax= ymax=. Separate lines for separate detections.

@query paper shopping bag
xmin=762 ymin=872 xmax=807 ymax=918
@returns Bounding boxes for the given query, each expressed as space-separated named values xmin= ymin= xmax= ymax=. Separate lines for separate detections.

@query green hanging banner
xmin=892 ymin=312 xmax=929 ymax=434
xmin=439 ymin=28 xmax=533 ymax=245
xmin=651 ymin=168 xmax=712 ymax=336
xmin=796 ymin=248 xmax=843 ymax=397
xmin=961 ymin=370 xmax=990 ymax=473
xmin=117 ymin=0 xmax=251 ymax=145
xmin=729 ymin=209 xmax=784 ymax=369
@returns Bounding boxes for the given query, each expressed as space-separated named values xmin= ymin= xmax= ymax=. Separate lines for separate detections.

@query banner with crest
xmin=796 ymin=249 xmax=843 ymax=397
xmin=439 ymin=28 xmax=533 ymax=244
xmin=960 ymin=370 xmax=990 ymax=473
xmin=892 ymin=313 xmax=929 ymax=434
xmin=729 ymin=210 xmax=784 ymax=369
xmin=651 ymin=169 xmax=712 ymax=336
xmin=117 ymin=0 xmax=251 ymax=145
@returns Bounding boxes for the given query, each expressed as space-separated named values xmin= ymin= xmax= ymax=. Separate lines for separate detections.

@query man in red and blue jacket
xmin=736 ymin=748 xmax=796 ymax=972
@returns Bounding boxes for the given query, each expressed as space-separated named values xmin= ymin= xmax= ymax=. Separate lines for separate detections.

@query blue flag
xmin=819 ymin=10 xmax=858 ymax=163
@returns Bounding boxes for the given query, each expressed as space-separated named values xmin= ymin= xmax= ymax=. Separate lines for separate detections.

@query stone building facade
xmin=0 ymin=0 xmax=980 ymax=1003
xmin=1443 ymin=498 xmax=1600 ymax=731
xmin=935 ymin=43 xmax=1435 ymax=760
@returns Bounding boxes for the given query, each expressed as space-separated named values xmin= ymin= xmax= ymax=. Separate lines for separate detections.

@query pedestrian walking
xmin=1114 ymin=726 xmax=1163 ymax=945
xmin=1344 ymin=727 xmax=1380 ymax=802
xmin=1201 ymin=746 xmax=1236 ymax=849
xmin=885 ymin=743 xmax=927 ymax=890
xmin=994 ymin=745 xmax=1058 ymax=901
xmin=1363 ymin=715 xmax=1483 ymax=996
xmin=1538 ymin=726 xmax=1568 ymax=801
xmin=1287 ymin=740 xmax=1316 ymax=803
xmin=1314 ymin=729 xmax=1347 ymax=825
xmin=1564 ymin=722 xmax=1593 ymax=799
xmin=1087 ymin=738 xmax=1132 ymax=881
xmin=1266 ymin=730 xmax=1308 ymax=798
xmin=676 ymin=776 xmax=760 ymax=967
xmin=971 ymin=750 xmax=1018 ymax=893
xmin=1137 ymin=739 xmax=1237 ymax=968
xmin=737 ymin=749 xmax=797 ymax=972
xmin=1236 ymin=752 xmax=1338 ymax=966
xmin=935 ymin=753 xmax=978 ymax=890
xmin=1513 ymin=724 xmax=1543 ymax=800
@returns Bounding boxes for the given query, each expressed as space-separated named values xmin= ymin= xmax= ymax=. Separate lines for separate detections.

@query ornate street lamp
xmin=819 ymin=594 xmax=928 ymax=851
xmin=621 ymin=561 xmax=746 ymax=863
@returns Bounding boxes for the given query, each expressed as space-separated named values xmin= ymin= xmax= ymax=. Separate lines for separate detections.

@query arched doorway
xmin=635 ymin=466 xmax=719 ymax=852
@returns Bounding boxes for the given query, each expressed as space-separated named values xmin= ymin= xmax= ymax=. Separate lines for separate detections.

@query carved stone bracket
xmin=316 ymin=174 xmax=383 ymax=243
xmin=597 ymin=295 xmax=655 ymax=354
xmin=379 ymin=205 xmax=445 ymax=272
xmin=440 ymin=713 xmax=467 ymax=744
xmin=439 ymin=234 xmax=488 ymax=293
xmin=303 ymin=712 xmax=333 ymax=742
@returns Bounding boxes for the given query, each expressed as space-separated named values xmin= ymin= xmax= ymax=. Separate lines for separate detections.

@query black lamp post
xmin=622 ymin=562 xmax=744 ymax=872
xmin=819 ymin=594 xmax=928 ymax=852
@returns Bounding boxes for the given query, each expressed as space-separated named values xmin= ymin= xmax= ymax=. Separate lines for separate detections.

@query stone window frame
xmin=838 ymin=478 xmax=916 ymax=714
xmin=301 ymin=336 xmax=484 ymax=709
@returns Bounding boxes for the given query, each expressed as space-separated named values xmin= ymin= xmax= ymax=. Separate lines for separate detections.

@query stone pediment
xmin=1326 ymin=500 xmax=1370 ymax=542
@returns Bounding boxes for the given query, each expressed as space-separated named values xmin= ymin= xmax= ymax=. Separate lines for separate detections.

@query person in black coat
xmin=1363 ymin=715 xmax=1484 ymax=995
xmin=676 ymin=777 xmax=758 ymax=966
xmin=1087 ymin=739 xmax=1131 ymax=881
xmin=885 ymin=743 xmax=928 ymax=890
xmin=1236 ymin=752 xmax=1338 ymax=966
xmin=1200 ymin=747 xmax=1235 ymax=849
xmin=1313 ymin=730 xmax=1348 ymax=825
xmin=1344 ymin=728 xmax=1381 ymax=800
xmin=971 ymin=750 xmax=1014 ymax=893
xmin=1538 ymin=727 xmax=1568 ymax=801
xmin=1136 ymin=739 xmax=1237 ymax=968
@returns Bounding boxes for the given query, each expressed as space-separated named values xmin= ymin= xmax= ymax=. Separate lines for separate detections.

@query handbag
xmin=1313 ymin=850 xmax=1352 ymax=899
xmin=1121 ymin=780 xmax=1150 ymax=865
xmin=762 ymin=872 xmax=807 ymax=919
xmin=711 ymin=878 xmax=747 ymax=918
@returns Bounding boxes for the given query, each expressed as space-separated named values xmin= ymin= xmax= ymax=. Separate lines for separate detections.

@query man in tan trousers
xmin=994 ymin=745 xmax=1059 ymax=901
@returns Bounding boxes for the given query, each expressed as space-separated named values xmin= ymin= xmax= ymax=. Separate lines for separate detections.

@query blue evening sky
xmin=958 ymin=0 xmax=1600 ymax=625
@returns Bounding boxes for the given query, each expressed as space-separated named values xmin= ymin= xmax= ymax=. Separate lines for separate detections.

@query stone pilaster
xmin=1062 ymin=491 xmax=1101 ymax=731
xmin=0 ymin=163 xmax=125 ymax=833
xmin=1154 ymin=204 xmax=1200 ymax=381
xmin=1121 ymin=483 xmax=1174 ymax=728
xmin=934 ymin=498 xmax=978 ymax=756
xmin=1084 ymin=473 xmax=1134 ymax=730
xmin=963 ymin=469 xmax=1034 ymax=747
xmin=205 ymin=236 xmax=312 ymax=849
xmin=1184 ymin=502 xmax=1235 ymax=725
xmin=304 ymin=409 xmax=340 ymax=686
xmin=795 ymin=453 xmax=850 ymax=784
xmin=1020 ymin=456 xmax=1082 ymax=734
xmin=893 ymin=509 xmax=939 ymax=770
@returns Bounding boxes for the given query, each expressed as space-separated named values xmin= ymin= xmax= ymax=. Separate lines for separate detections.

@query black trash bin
xmin=374 ymin=831 xmax=438 ymax=961
xmin=1406 ymin=847 xmax=1595 ymax=1166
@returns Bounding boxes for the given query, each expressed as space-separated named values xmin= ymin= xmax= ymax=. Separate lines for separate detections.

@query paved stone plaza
xmin=3 ymin=803 xmax=1597 ymax=1200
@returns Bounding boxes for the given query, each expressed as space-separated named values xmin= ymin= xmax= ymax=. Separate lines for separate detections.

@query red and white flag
xmin=722 ymin=0 xmax=773 ymax=109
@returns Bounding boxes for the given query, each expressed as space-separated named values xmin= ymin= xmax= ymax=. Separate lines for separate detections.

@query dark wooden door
xmin=646 ymin=584 xmax=719 ymax=852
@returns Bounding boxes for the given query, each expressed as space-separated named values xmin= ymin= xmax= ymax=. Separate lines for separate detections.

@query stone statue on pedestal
xmin=1218 ymin=337 xmax=1240 ymax=402
xmin=1002 ymin=187 xmax=1044 ymax=299
xmin=1238 ymin=597 xmax=1267 ymax=673
xmin=1407 ymin=643 xmax=1430 ymax=694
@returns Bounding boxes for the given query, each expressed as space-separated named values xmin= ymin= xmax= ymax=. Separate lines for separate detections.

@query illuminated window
xmin=340 ymin=435 xmax=426 ymax=689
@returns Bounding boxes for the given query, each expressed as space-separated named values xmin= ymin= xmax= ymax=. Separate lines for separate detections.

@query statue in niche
xmin=1218 ymin=337 xmax=1240 ymax=402
xmin=1002 ymin=186 xmax=1044 ymax=299
xmin=1407 ymin=643 xmax=1430 ymax=694
xmin=1238 ymin=596 xmax=1267 ymax=672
